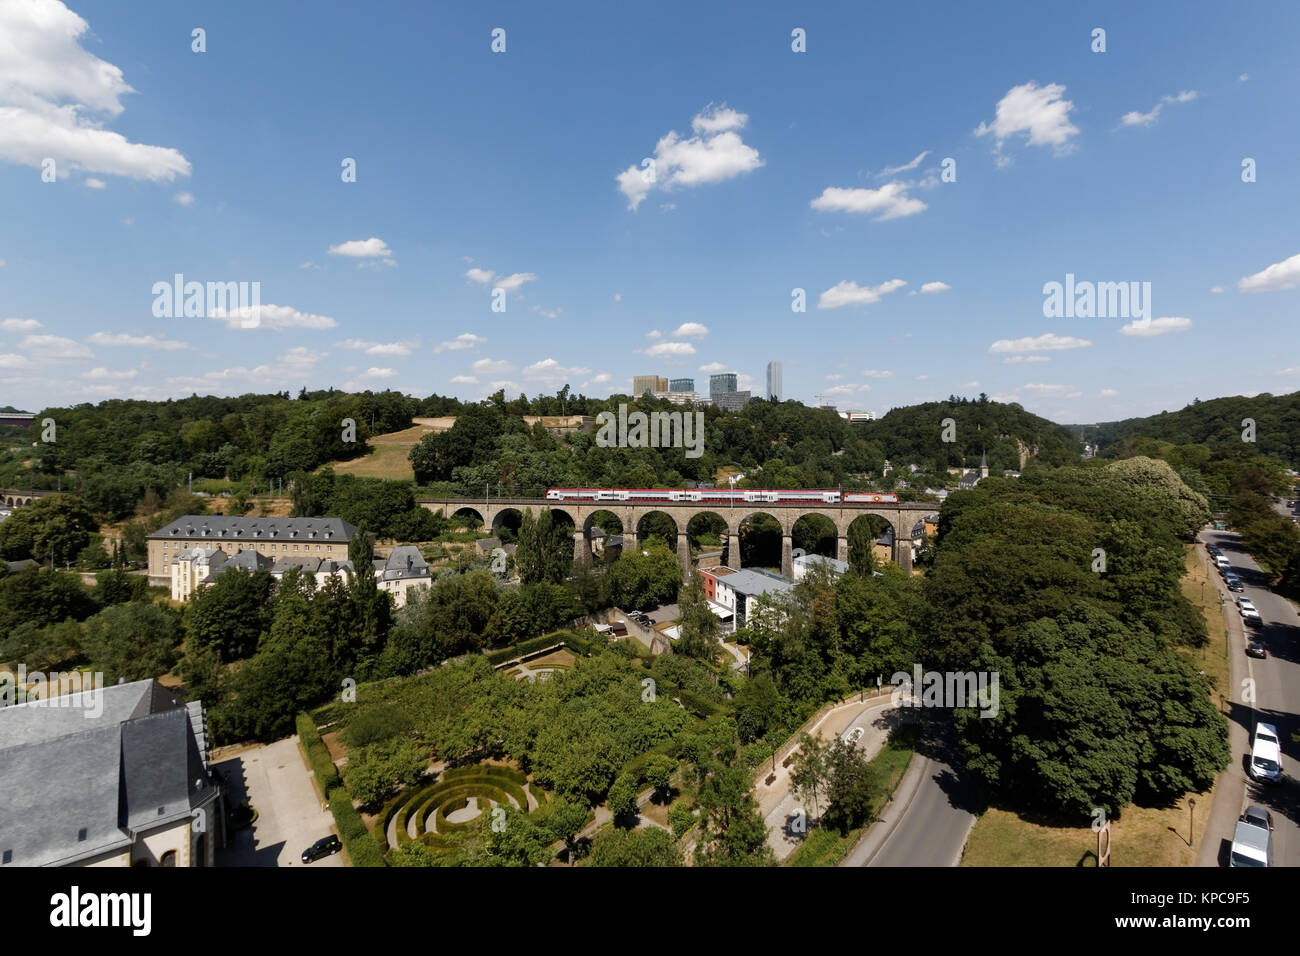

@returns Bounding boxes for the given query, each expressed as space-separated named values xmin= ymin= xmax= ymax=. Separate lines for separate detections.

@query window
xmin=78 ymin=827 xmax=87 ymax=841
xmin=315 ymin=545 xmax=320 ymax=552
xmin=160 ymin=850 xmax=176 ymax=867
xmin=294 ymin=545 xmax=299 ymax=552
xmin=2 ymin=849 xmax=12 ymax=864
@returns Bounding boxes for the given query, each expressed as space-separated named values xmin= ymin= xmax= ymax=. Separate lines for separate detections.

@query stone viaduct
xmin=0 ymin=488 xmax=53 ymax=509
xmin=419 ymin=497 xmax=937 ymax=577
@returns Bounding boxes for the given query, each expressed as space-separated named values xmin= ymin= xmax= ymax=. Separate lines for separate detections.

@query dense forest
xmin=1084 ymin=390 xmax=1300 ymax=467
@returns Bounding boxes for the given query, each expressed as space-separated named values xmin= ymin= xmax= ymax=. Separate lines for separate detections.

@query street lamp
xmin=1188 ymin=797 xmax=1196 ymax=848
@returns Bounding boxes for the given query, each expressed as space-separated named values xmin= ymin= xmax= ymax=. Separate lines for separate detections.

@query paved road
xmin=845 ymin=720 xmax=979 ymax=867
xmin=215 ymin=737 xmax=343 ymax=867
xmin=1196 ymin=526 xmax=1299 ymax=868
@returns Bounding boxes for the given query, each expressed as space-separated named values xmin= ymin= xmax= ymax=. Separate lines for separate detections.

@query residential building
xmin=374 ymin=545 xmax=432 ymax=608
xmin=957 ymin=451 xmax=989 ymax=491
xmin=633 ymin=375 xmax=669 ymax=397
xmin=0 ymin=678 xmax=224 ymax=867
xmin=669 ymin=377 xmax=695 ymax=393
xmin=791 ymin=552 xmax=848 ymax=582
xmin=766 ymin=361 xmax=783 ymax=403
xmin=148 ymin=515 xmax=357 ymax=583
xmin=269 ymin=556 xmax=356 ymax=589
xmin=709 ymin=567 xmax=793 ymax=629
xmin=654 ymin=390 xmax=699 ymax=406
xmin=170 ymin=546 xmax=227 ymax=602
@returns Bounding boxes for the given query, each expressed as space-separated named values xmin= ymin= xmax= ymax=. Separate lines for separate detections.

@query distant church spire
xmin=979 ymin=449 xmax=988 ymax=479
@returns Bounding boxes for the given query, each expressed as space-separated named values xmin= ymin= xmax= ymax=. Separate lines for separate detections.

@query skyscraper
xmin=766 ymin=361 xmax=783 ymax=403
xmin=669 ymin=378 xmax=695 ymax=393
xmin=632 ymin=375 xmax=668 ymax=397
xmin=709 ymin=372 xmax=738 ymax=396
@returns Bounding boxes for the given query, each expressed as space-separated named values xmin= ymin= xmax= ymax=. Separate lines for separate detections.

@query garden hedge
xmin=297 ymin=712 xmax=341 ymax=795
xmin=327 ymin=786 xmax=386 ymax=867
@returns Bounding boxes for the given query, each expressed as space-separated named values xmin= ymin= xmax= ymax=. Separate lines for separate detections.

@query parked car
xmin=1230 ymin=806 xmax=1273 ymax=867
xmin=1215 ymin=555 xmax=1231 ymax=572
xmin=1249 ymin=723 xmax=1283 ymax=784
xmin=301 ymin=835 xmax=342 ymax=863
xmin=1246 ymin=640 xmax=1267 ymax=659
xmin=1225 ymin=575 xmax=1244 ymax=592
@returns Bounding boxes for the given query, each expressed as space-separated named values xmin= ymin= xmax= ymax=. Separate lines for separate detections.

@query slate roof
xmin=720 ymin=568 xmax=795 ymax=599
xmin=376 ymin=545 xmax=431 ymax=582
xmin=148 ymin=515 xmax=356 ymax=542
xmin=0 ymin=679 xmax=214 ymax=868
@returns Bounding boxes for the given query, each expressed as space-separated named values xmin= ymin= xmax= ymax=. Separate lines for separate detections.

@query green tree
xmin=81 ymin=603 xmax=181 ymax=683
xmin=675 ymin=575 xmax=719 ymax=661
xmin=587 ymin=826 xmax=682 ymax=867
xmin=607 ymin=772 xmax=638 ymax=823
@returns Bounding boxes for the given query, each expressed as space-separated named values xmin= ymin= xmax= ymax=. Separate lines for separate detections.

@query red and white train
xmin=545 ymin=488 xmax=898 ymax=504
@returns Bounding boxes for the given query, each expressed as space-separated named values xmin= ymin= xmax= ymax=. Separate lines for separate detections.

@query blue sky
xmin=2 ymin=0 xmax=1298 ymax=423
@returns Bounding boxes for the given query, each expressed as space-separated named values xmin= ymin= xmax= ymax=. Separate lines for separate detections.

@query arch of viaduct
xmin=419 ymin=497 xmax=937 ymax=577
xmin=0 ymin=488 xmax=52 ymax=509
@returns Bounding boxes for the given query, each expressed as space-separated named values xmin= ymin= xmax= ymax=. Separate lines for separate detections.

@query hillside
xmin=1078 ymin=391 xmax=1300 ymax=466
xmin=858 ymin=397 xmax=1082 ymax=475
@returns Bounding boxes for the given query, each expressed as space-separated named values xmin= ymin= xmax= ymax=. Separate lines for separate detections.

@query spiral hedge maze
xmin=375 ymin=764 xmax=549 ymax=858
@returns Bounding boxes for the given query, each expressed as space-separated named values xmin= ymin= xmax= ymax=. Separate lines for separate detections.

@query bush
xmin=327 ymin=787 xmax=386 ymax=867
xmin=668 ymin=802 xmax=696 ymax=838
xmin=297 ymin=713 xmax=341 ymax=795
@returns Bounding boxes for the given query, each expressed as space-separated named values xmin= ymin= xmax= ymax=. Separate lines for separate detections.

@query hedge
xmin=327 ymin=787 xmax=387 ymax=867
xmin=297 ymin=713 xmax=341 ymax=795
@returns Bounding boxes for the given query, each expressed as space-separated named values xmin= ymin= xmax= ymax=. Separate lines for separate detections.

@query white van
xmin=1249 ymin=723 xmax=1283 ymax=784
xmin=1215 ymin=555 xmax=1231 ymax=573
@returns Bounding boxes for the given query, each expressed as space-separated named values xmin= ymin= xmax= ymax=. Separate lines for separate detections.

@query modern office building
xmin=713 ymin=390 xmax=751 ymax=412
xmin=669 ymin=378 xmax=695 ymax=393
xmin=633 ymin=375 xmax=668 ymax=397
xmin=839 ymin=409 xmax=875 ymax=423
xmin=766 ymin=361 xmax=783 ymax=403
xmin=708 ymin=372 xmax=738 ymax=396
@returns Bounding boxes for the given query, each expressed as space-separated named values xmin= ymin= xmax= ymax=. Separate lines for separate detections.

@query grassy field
xmin=961 ymin=543 xmax=1229 ymax=866
xmin=785 ymin=724 xmax=917 ymax=867
xmin=323 ymin=421 xmax=450 ymax=481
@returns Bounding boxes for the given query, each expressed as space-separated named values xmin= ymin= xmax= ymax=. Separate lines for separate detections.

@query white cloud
xmin=165 ymin=348 xmax=323 ymax=391
xmin=919 ymin=281 xmax=950 ymax=295
xmin=472 ymin=357 xmax=514 ymax=375
xmin=86 ymin=331 xmax=192 ymax=350
xmin=916 ymin=374 xmax=929 ymax=381
xmin=960 ymin=381 xmax=980 ymax=389
xmin=1021 ymin=383 xmax=1074 ymax=394
xmin=328 ymin=237 xmax=393 ymax=259
xmin=337 ymin=339 xmax=413 ymax=357
xmin=495 ymin=272 xmax=537 ymax=292
xmin=82 ymin=367 xmax=137 ymax=380
xmin=1239 ymin=252 xmax=1300 ymax=293
xmin=21 ymin=333 xmax=91 ymax=360
xmin=450 ymin=375 xmax=478 ymax=385
xmin=433 ymin=333 xmax=485 ymax=353
xmin=1 ymin=318 xmax=42 ymax=331
xmin=613 ymin=293 xmax=622 ymax=302
xmin=0 ymin=354 xmax=32 ymax=368
xmin=1100 ymin=388 xmax=1119 ymax=396
xmin=617 ymin=103 xmax=763 ymax=210
xmin=357 ymin=367 xmax=396 ymax=379
xmin=465 ymin=267 xmax=495 ymax=284
xmin=1000 ymin=354 xmax=1051 ymax=364
xmin=825 ymin=374 xmax=842 ymax=381
xmin=1239 ymin=73 xmax=1249 ymax=82
xmin=1119 ymin=90 xmax=1198 ymax=128
xmin=976 ymin=82 xmax=1079 ymax=161
xmin=645 ymin=329 xmax=662 ymax=339
xmin=988 ymin=333 xmax=1091 ymax=353
xmin=0 ymin=259 xmax=5 ymax=267
xmin=174 ymin=191 xmax=195 ymax=206
xmin=699 ymin=362 xmax=726 ymax=373
xmin=523 ymin=358 xmax=591 ymax=386
xmin=1119 ymin=316 xmax=1192 ymax=336
xmin=530 ymin=305 xmax=561 ymax=319
xmin=585 ymin=372 xmax=612 ymax=385
xmin=646 ymin=341 xmax=696 ymax=357
xmin=83 ymin=176 xmax=105 ymax=189
xmin=672 ymin=322 xmax=709 ymax=338
xmin=210 ymin=303 xmax=338 ymax=331
xmin=299 ymin=261 xmax=321 ymax=270
xmin=809 ymin=182 xmax=927 ymax=220
xmin=879 ymin=150 xmax=931 ymax=177
xmin=0 ymin=0 xmax=191 ymax=181
xmin=817 ymin=278 xmax=907 ymax=309
xmin=1210 ymin=285 xmax=1225 ymax=293
xmin=861 ymin=369 xmax=893 ymax=378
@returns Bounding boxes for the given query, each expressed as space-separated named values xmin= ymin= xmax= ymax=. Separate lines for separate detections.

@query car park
xmin=301 ymin=835 xmax=342 ymax=863
xmin=1249 ymin=723 xmax=1283 ymax=784
xmin=1229 ymin=806 xmax=1273 ymax=867
xmin=1246 ymin=640 xmax=1267 ymax=659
